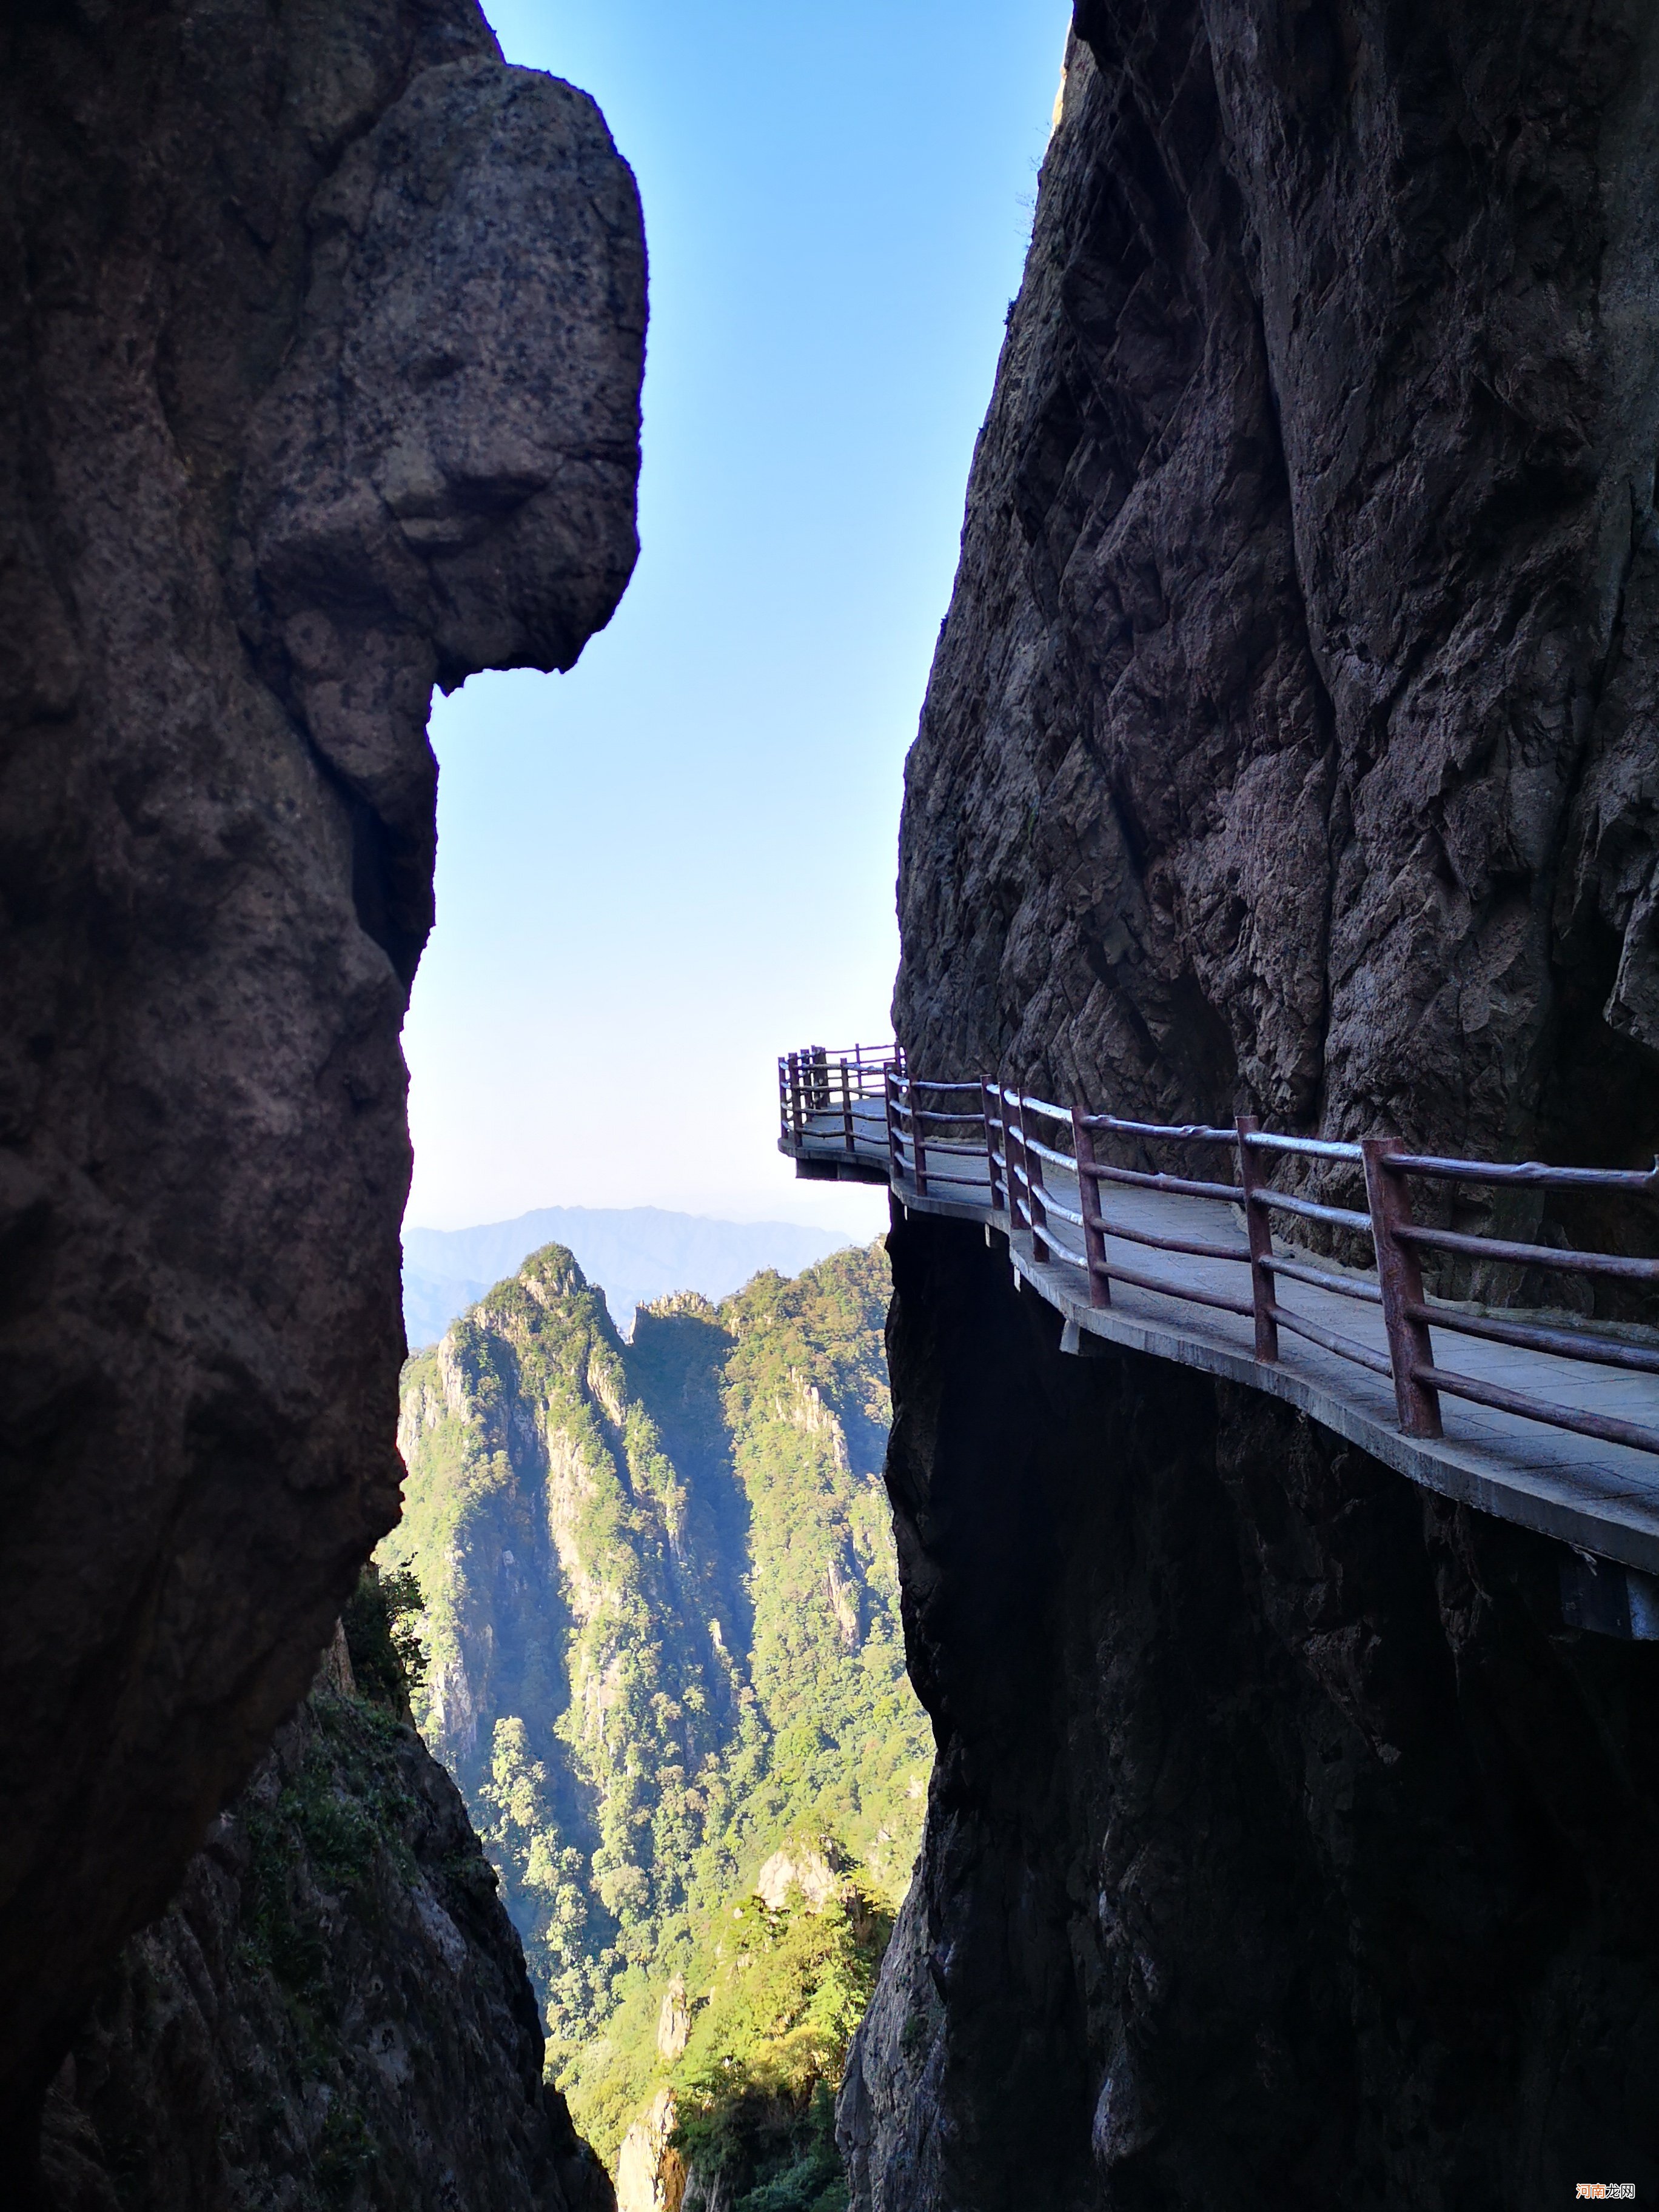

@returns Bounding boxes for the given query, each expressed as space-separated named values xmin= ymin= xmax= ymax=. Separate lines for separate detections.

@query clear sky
xmin=403 ymin=0 xmax=1067 ymax=1237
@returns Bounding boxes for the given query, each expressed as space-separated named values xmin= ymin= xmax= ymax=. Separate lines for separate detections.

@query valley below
xmin=384 ymin=1236 xmax=930 ymax=2208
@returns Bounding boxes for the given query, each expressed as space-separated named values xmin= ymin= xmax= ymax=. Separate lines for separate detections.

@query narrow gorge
xmin=8 ymin=0 xmax=1659 ymax=2206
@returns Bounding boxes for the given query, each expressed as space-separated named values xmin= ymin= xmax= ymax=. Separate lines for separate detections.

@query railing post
xmin=1008 ymin=1091 xmax=1031 ymax=1243
xmin=982 ymin=1079 xmax=1004 ymax=1218
xmin=841 ymin=1057 xmax=855 ymax=1155
xmin=1362 ymin=1138 xmax=1443 ymax=1438
xmin=913 ymin=1082 xmax=929 ymax=1198
xmin=1004 ymin=1085 xmax=1022 ymax=1224
xmin=1071 ymin=1105 xmax=1110 ymax=1309
xmin=788 ymin=1053 xmax=803 ymax=1148
xmin=1019 ymin=1094 xmax=1050 ymax=1264
xmin=1235 ymin=1114 xmax=1278 ymax=1361
xmin=885 ymin=1064 xmax=904 ymax=1191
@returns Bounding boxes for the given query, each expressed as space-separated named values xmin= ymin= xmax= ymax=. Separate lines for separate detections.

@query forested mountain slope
xmin=384 ymin=1241 xmax=930 ymax=2179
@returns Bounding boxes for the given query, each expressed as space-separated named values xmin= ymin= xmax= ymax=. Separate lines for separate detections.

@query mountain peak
xmin=403 ymin=1206 xmax=857 ymax=1345
xmin=517 ymin=1242 xmax=593 ymax=1305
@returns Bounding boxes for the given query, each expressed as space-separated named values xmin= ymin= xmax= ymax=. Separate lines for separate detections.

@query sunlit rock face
xmin=614 ymin=2090 xmax=685 ymax=2212
xmin=861 ymin=3 xmax=1659 ymax=2205
xmin=896 ymin=7 xmax=1659 ymax=1173
xmin=0 ymin=0 xmax=643 ymax=2153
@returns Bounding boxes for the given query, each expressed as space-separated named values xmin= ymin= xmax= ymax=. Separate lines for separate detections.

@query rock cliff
xmin=844 ymin=1213 xmax=1659 ymax=2207
xmin=39 ymin=1657 xmax=615 ymax=2212
xmin=897 ymin=5 xmax=1659 ymax=1175
xmin=385 ymin=1241 xmax=925 ymax=2168
xmin=0 ymin=0 xmax=643 ymax=2158
xmin=857 ymin=4 xmax=1659 ymax=2205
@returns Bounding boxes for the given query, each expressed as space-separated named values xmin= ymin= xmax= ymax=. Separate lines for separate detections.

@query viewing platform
xmin=778 ymin=1046 xmax=1659 ymax=1635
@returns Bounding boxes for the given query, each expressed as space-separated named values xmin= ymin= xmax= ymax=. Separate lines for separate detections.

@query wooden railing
xmin=999 ymin=1088 xmax=1659 ymax=1461
xmin=779 ymin=1043 xmax=894 ymax=1155
xmin=779 ymin=1048 xmax=1659 ymax=1464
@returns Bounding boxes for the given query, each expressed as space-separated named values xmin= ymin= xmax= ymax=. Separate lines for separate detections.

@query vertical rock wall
xmin=0 ymin=0 xmax=645 ymax=2147
xmin=897 ymin=3 xmax=1659 ymax=1171
xmin=862 ymin=2 xmax=1659 ymax=2202
xmin=841 ymin=1210 xmax=1659 ymax=2208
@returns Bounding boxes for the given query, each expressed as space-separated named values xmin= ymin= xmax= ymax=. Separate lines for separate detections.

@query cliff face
xmin=0 ymin=0 xmax=644 ymax=2144
xmin=860 ymin=4 xmax=1659 ymax=2204
xmin=896 ymin=5 xmax=1659 ymax=1170
xmin=842 ymin=1212 xmax=1659 ymax=2208
xmin=39 ymin=1671 xmax=615 ymax=2212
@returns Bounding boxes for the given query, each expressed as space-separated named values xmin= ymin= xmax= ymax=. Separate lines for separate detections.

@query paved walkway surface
xmin=787 ymin=1109 xmax=1659 ymax=1580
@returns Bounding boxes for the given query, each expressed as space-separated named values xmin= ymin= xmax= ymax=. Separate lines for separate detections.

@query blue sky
xmin=404 ymin=0 xmax=1067 ymax=1237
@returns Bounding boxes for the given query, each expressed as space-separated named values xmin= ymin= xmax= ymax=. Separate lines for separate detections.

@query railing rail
xmin=777 ymin=1043 xmax=1659 ymax=1467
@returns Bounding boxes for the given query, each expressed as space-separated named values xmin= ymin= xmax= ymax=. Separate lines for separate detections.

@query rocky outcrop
xmin=0 ymin=0 xmax=643 ymax=2151
xmin=656 ymin=1977 xmax=691 ymax=2064
xmin=37 ymin=1678 xmax=615 ymax=2212
xmin=614 ymin=2090 xmax=685 ymax=2212
xmin=754 ymin=1843 xmax=845 ymax=1915
xmin=842 ymin=1210 xmax=1659 ymax=2207
xmin=862 ymin=3 xmax=1659 ymax=2202
xmin=896 ymin=4 xmax=1659 ymax=1178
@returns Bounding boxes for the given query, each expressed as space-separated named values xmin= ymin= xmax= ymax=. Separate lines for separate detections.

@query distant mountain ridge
xmin=403 ymin=1205 xmax=851 ymax=1343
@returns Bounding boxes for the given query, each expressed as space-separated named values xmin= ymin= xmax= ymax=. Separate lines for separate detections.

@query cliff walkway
xmin=778 ymin=1046 xmax=1659 ymax=1634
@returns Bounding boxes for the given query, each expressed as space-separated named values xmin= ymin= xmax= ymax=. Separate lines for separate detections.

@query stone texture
xmin=677 ymin=2173 xmax=732 ymax=2212
xmin=754 ymin=1843 xmax=844 ymax=1914
xmin=895 ymin=5 xmax=1659 ymax=1179
xmin=38 ymin=1681 xmax=616 ymax=2212
xmin=842 ymin=1208 xmax=1659 ymax=2208
xmin=0 ymin=0 xmax=643 ymax=2152
xmin=866 ymin=5 xmax=1659 ymax=2199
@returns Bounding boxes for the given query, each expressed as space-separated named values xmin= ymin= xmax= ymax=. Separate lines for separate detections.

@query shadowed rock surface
xmin=854 ymin=4 xmax=1659 ymax=2204
xmin=842 ymin=1210 xmax=1659 ymax=2209
xmin=0 ymin=0 xmax=643 ymax=2153
xmin=896 ymin=7 xmax=1659 ymax=1176
xmin=39 ymin=1671 xmax=615 ymax=2212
